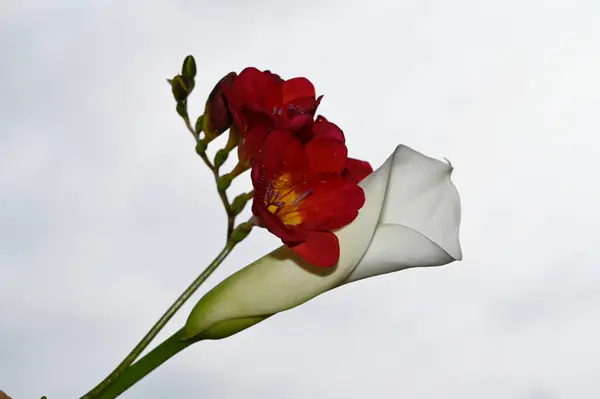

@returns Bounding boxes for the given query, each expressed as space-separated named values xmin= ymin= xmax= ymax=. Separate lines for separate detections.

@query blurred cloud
xmin=1 ymin=0 xmax=599 ymax=398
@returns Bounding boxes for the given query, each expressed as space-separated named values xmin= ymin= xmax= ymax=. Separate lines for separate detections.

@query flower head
xmin=251 ymin=128 xmax=365 ymax=267
xmin=222 ymin=67 xmax=372 ymax=266
xmin=224 ymin=67 xmax=323 ymax=164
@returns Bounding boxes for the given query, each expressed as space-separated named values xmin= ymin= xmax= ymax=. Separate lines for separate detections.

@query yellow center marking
xmin=264 ymin=173 xmax=307 ymax=226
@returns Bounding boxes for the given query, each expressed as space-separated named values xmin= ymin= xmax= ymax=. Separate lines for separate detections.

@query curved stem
xmin=197 ymin=151 xmax=235 ymax=239
xmin=79 ymin=244 xmax=235 ymax=399
xmin=184 ymin=116 xmax=235 ymax=240
xmin=97 ymin=329 xmax=198 ymax=399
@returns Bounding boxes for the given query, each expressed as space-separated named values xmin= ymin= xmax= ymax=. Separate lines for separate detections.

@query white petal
xmin=345 ymin=145 xmax=462 ymax=283
xmin=342 ymin=224 xmax=456 ymax=282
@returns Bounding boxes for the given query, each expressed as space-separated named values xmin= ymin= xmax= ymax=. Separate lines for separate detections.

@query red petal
xmin=232 ymin=67 xmax=283 ymax=113
xmin=239 ymin=119 xmax=270 ymax=160
xmin=250 ymin=155 xmax=262 ymax=187
xmin=288 ymin=114 xmax=314 ymax=132
xmin=298 ymin=176 xmax=365 ymax=230
xmin=258 ymin=130 xmax=307 ymax=177
xmin=312 ymin=116 xmax=345 ymax=142
xmin=305 ymin=139 xmax=348 ymax=175
xmin=289 ymin=231 xmax=340 ymax=267
xmin=342 ymin=158 xmax=373 ymax=183
xmin=282 ymin=77 xmax=315 ymax=105
xmin=285 ymin=96 xmax=320 ymax=120
xmin=315 ymin=95 xmax=323 ymax=109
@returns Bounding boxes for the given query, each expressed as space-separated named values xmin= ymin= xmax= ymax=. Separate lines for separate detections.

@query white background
xmin=1 ymin=1 xmax=599 ymax=398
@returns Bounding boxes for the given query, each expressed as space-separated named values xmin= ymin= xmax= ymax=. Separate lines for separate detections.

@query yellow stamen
xmin=264 ymin=173 xmax=310 ymax=226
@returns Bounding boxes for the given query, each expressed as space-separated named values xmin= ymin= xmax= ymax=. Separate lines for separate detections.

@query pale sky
xmin=1 ymin=1 xmax=599 ymax=398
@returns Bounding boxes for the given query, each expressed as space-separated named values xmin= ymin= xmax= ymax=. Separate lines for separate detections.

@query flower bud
xmin=230 ymin=221 xmax=253 ymax=244
xmin=217 ymin=174 xmax=232 ymax=192
xmin=181 ymin=55 xmax=197 ymax=79
xmin=230 ymin=192 xmax=253 ymax=216
xmin=214 ymin=149 xmax=229 ymax=168
xmin=169 ymin=75 xmax=193 ymax=102
xmin=194 ymin=115 xmax=204 ymax=134
xmin=203 ymin=72 xmax=237 ymax=140
xmin=195 ymin=139 xmax=207 ymax=155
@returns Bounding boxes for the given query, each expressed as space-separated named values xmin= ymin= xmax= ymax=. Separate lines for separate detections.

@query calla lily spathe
xmin=184 ymin=145 xmax=463 ymax=340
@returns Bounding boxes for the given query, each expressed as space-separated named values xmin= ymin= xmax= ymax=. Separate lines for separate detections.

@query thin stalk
xmin=184 ymin=117 xmax=235 ymax=240
xmin=79 ymin=244 xmax=234 ymax=399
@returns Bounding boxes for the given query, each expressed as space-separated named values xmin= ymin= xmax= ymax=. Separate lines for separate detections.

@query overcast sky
xmin=1 ymin=1 xmax=599 ymax=398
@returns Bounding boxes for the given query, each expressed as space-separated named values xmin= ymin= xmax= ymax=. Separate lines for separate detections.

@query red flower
xmin=224 ymin=67 xmax=322 ymax=164
xmin=220 ymin=66 xmax=374 ymax=266
xmin=251 ymin=130 xmax=365 ymax=267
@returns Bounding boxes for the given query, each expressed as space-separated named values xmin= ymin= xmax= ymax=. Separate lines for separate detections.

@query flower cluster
xmin=222 ymin=68 xmax=373 ymax=267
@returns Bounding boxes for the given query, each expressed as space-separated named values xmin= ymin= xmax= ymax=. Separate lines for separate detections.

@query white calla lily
xmin=184 ymin=145 xmax=462 ymax=340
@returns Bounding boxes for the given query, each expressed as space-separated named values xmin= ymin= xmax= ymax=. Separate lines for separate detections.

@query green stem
xmin=184 ymin=115 xmax=235 ymax=240
xmin=198 ymin=151 xmax=235 ymax=238
xmin=80 ymin=244 xmax=235 ymax=399
xmin=97 ymin=329 xmax=199 ymax=399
